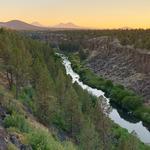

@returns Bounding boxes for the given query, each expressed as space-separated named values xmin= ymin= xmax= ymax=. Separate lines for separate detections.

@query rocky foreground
xmin=86 ymin=37 xmax=150 ymax=105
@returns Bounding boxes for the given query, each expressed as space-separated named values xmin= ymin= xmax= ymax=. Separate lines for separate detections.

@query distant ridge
xmin=31 ymin=21 xmax=44 ymax=27
xmin=0 ymin=20 xmax=84 ymax=30
xmin=53 ymin=22 xmax=81 ymax=29
xmin=0 ymin=20 xmax=48 ymax=30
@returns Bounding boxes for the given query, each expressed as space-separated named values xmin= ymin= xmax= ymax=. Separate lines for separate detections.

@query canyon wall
xmin=86 ymin=37 xmax=150 ymax=104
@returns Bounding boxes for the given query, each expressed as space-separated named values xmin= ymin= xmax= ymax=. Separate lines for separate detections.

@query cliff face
xmin=86 ymin=37 xmax=150 ymax=104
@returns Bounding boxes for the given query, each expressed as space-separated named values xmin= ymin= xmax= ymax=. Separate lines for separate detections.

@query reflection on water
xmin=57 ymin=53 xmax=150 ymax=144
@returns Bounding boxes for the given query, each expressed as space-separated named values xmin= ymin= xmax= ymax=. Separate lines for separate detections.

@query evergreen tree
xmin=33 ymin=58 xmax=57 ymax=124
xmin=79 ymin=118 xmax=101 ymax=150
xmin=55 ymin=68 xmax=66 ymax=106
xmin=92 ymin=97 xmax=112 ymax=150
xmin=12 ymin=44 xmax=32 ymax=98
xmin=63 ymin=84 xmax=82 ymax=137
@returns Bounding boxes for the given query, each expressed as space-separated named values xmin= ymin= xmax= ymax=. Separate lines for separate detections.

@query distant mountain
xmin=53 ymin=22 xmax=80 ymax=29
xmin=0 ymin=20 xmax=47 ymax=30
xmin=0 ymin=20 xmax=83 ymax=30
xmin=31 ymin=21 xmax=44 ymax=27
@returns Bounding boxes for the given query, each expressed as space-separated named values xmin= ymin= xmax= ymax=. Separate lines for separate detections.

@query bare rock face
xmin=86 ymin=37 xmax=150 ymax=104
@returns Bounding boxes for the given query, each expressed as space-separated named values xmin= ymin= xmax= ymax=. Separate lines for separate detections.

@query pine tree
xmin=0 ymin=34 xmax=14 ymax=89
xmin=79 ymin=118 xmax=101 ymax=150
xmin=55 ymin=68 xmax=66 ymax=106
xmin=33 ymin=58 xmax=57 ymax=124
xmin=11 ymin=40 xmax=32 ymax=98
xmin=63 ymin=84 xmax=82 ymax=137
xmin=92 ymin=96 xmax=112 ymax=150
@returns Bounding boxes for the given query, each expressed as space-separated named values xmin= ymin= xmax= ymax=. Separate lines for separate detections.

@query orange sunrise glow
xmin=0 ymin=0 xmax=150 ymax=29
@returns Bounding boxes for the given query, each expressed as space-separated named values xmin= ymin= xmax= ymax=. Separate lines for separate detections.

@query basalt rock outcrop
xmin=86 ymin=37 xmax=150 ymax=104
xmin=0 ymin=106 xmax=33 ymax=150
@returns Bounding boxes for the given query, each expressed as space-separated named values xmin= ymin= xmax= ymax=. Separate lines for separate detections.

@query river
xmin=57 ymin=53 xmax=150 ymax=144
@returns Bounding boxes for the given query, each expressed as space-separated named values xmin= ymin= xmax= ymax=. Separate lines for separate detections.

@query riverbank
xmin=58 ymin=53 xmax=150 ymax=145
xmin=68 ymin=53 xmax=150 ymax=128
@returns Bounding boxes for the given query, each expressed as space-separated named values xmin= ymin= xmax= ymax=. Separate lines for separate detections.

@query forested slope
xmin=0 ymin=28 xmax=149 ymax=150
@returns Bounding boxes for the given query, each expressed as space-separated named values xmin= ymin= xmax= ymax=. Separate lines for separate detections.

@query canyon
xmin=86 ymin=37 xmax=150 ymax=105
xmin=26 ymin=30 xmax=150 ymax=105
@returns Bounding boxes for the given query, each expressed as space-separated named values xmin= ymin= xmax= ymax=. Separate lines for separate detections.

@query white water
xmin=58 ymin=53 xmax=150 ymax=144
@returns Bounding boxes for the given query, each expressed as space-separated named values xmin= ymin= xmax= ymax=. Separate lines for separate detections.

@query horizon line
xmin=1 ymin=19 xmax=150 ymax=30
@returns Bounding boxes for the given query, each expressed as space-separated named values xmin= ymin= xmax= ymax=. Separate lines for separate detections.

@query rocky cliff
xmin=86 ymin=37 xmax=150 ymax=104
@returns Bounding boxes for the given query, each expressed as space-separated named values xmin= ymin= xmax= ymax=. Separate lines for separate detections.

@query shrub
xmin=105 ymin=80 xmax=113 ymax=89
xmin=134 ymin=107 xmax=150 ymax=124
xmin=19 ymin=87 xmax=36 ymax=113
xmin=4 ymin=112 xmax=30 ymax=132
xmin=63 ymin=141 xmax=77 ymax=150
xmin=7 ymin=143 xmax=19 ymax=150
xmin=122 ymin=96 xmax=142 ymax=111
xmin=110 ymin=87 xmax=122 ymax=103
xmin=28 ymin=129 xmax=74 ymax=150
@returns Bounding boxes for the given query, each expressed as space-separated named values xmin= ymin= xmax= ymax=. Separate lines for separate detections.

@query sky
xmin=0 ymin=0 xmax=150 ymax=29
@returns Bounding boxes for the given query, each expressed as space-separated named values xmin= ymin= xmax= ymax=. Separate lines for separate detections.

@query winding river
xmin=57 ymin=53 xmax=150 ymax=144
